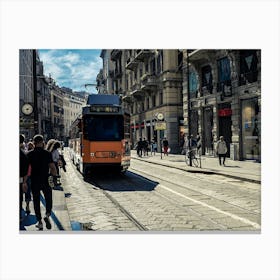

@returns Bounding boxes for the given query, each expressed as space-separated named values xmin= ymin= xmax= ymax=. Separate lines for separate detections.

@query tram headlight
xmin=90 ymin=152 xmax=95 ymax=157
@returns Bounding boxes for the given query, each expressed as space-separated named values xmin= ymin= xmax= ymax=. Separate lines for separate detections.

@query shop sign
xmin=218 ymin=108 xmax=232 ymax=117
xmin=155 ymin=121 xmax=166 ymax=130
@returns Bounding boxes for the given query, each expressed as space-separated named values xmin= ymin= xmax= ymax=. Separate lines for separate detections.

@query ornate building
xmin=182 ymin=49 xmax=261 ymax=161
xmin=104 ymin=49 xmax=183 ymax=153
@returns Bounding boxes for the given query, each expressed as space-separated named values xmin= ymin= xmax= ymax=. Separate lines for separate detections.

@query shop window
xmin=241 ymin=98 xmax=261 ymax=161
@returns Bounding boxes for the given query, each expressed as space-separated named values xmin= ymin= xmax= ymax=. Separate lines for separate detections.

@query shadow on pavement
xmin=86 ymin=170 xmax=158 ymax=192
xmin=20 ymin=212 xmax=37 ymax=230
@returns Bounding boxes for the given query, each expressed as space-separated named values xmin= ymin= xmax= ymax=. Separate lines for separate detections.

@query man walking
xmin=27 ymin=135 xmax=58 ymax=230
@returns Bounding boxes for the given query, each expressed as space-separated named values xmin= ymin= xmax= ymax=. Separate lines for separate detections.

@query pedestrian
xmin=142 ymin=137 xmax=149 ymax=156
xmin=216 ymin=136 xmax=228 ymax=166
xmin=150 ymin=139 xmax=157 ymax=156
xmin=24 ymin=141 xmax=34 ymax=215
xmin=27 ymin=135 xmax=58 ymax=230
xmin=20 ymin=135 xmax=29 ymax=224
xmin=137 ymin=138 xmax=143 ymax=157
xmin=162 ymin=137 xmax=169 ymax=156
xmin=47 ymin=140 xmax=61 ymax=182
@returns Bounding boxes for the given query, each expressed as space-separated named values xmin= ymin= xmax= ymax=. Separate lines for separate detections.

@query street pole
xmin=33 ymin=49 xmax=39 ymax=135
xmin=187 ymin=50 xmax=192 ymax=166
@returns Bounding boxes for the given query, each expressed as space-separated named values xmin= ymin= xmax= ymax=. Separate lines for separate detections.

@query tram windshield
xmin=83 ymin=115 xmax=124 ymax=141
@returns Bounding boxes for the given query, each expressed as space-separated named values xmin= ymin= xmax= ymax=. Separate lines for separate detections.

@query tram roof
xmin=87 ymin=94 xmax=120 ymax=106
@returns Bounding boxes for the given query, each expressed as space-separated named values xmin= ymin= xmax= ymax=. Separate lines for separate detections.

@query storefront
xmin=241 ymin=97 xmax=261 ymax=161
xmin=218 ymin=103 xmax=232 ymax=157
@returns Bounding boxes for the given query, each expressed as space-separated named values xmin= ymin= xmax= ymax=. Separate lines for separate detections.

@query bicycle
xmin=185 ymin=148 xmax=200 ymax=167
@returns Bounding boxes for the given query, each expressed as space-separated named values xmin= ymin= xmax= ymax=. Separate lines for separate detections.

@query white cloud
xmin=39 ymin=49 xmax=102 ymax=92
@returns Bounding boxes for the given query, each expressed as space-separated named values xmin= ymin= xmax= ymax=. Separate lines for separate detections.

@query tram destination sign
xmin=90 ymin=105 xmax=120 ymax=113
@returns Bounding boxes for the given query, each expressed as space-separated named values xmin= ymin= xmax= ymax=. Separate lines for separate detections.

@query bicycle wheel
xmin=192 ymin=156 xmax=199 ymax=167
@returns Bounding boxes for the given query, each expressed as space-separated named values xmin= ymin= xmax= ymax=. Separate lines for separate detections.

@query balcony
xmin=122 ymin=92 xmax=133 ymax=103
xmin=135 ymin=49 xmax=154 ymax=61
xmin=111 ymin=50 xmax=122 ymax=61
xmin=126 ymin=56 xmax=139 ymax=71
xmin=140 ymin=74 xmax=158 ymax=91
xmin=131 ymin=83 xmax=145 ymax=100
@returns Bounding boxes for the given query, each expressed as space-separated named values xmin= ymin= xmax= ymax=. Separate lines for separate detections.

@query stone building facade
xmin=19 ymin=49 xmax=36 ymax=140
xmin=182 ymin=49 xmax=261 ymax=161
xmin=104 ymin=49 xmax=183 ymax=153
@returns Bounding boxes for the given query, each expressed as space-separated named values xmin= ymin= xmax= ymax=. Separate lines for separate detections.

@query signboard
xmin=155 ymin=121 xmax=166 ymax=130
xmin=218 ymin=108 xmax=232 ymax=117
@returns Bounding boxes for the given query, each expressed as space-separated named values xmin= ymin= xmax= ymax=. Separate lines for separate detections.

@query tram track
xmin=130 ymin=163 xmax=260 ymax=215
xmin=128 ymin=167 xmax=261 ymax=230
xmin=85 ymin=176 xmax=149 ymax=231
xmin=64 ymin=150 xmax=260 ymax=231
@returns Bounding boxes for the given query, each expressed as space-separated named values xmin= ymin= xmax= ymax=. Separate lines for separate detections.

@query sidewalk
xmin=131 ymin=150 xmax=261 ymax=184
xmin=20 ymin=184 xmax=72 ymax=232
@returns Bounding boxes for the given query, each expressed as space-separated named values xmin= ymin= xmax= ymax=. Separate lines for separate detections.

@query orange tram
xmin=69 ymin=94 xmax=131 ymax=177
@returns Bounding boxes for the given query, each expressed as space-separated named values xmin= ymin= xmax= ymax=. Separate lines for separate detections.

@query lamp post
xmin=187 ymin=50 xmax=192 ymax=166
xmin=33 ymin=49 xmax=39 ymax=134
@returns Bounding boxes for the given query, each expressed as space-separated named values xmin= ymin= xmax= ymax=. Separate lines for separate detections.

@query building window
xmin=156 ymin=54 xmax=161 ymax=74
xmin=152 ymin=94 xmax=156 ymax=107
xmin=141 ymin=102 xmax=144 ymax=112
xmin=147 ymin=97 xmax=150 ymax=109
xmin=217 ymin=57 xmax=232 ymax=95
xmin=189 ymin=71 xmax=198 ymax=99
xmin=159 ymin=92 xmax=163 ymax=105
xmin=201 ymin=65 xmax=213 ymax=95
xmin=140 ymin=64 xmax=143 ymax=78
xmin=145 ymin=62 xmax=149 ymax=73
xmin=150 ymin=58 xmax=156 ymax=75
xmin=239 ymin=50 xmax=258 ymax=85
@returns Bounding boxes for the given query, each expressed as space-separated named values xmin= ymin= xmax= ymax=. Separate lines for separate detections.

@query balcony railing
xmin=131 ymin=83 xmax=145 ymax=100
xmin=135 ymin=49 xmax=154 ymax=61
xmin=126 ymin=56 xmax=139 ymax=71
xmin=122 ymin=92 xmax=133 ymax=103
xmin=140 ymin=74 xmax=158 ymax=91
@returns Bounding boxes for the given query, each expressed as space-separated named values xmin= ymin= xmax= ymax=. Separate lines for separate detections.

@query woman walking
xmin=216 ymin=136 xmax=228 ymax=166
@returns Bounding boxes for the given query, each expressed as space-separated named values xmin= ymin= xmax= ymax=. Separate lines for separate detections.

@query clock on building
xmin=22 ymin=103 xmax=33 ymax=115
xmin=157 ymin=112 xmax=164 ymax=121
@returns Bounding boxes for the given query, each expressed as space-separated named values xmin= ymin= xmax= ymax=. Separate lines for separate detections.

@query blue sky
xmin=38 ymin=49 xmax=102 ymax=93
